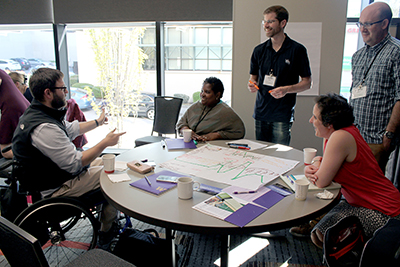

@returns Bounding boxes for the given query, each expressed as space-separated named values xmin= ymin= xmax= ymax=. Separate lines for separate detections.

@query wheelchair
xmin=0 ymin=152 xmax=131 ymax=266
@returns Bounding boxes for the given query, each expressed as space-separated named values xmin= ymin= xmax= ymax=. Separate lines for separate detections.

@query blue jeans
xmin=255 ymin=120 xmax=292 ymax=146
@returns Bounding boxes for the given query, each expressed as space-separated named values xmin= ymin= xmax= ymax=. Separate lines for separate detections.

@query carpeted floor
xmin=129 ymin=218 xmax=326 ymax=267
xmin=0 ymin=217 xmax=326 ymax=267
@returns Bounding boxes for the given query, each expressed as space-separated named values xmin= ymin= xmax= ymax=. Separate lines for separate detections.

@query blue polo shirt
xmin=250 ymin=34 xmax=311 ymax=122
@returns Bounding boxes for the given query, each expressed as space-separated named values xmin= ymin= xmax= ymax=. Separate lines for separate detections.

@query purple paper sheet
xmin=129 ymin=170 xmax=181 ymax=195
xmin=224 ymin=203 xmax=267 ymax=227
xmin=252 ymin=190 xmax=285 ymax=209
xmin=165 ymin=139 xmax=197 ymax=149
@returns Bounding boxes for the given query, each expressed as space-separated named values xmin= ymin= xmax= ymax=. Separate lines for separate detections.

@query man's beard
xmin=51 ymin=93 xmax=67 ymax=109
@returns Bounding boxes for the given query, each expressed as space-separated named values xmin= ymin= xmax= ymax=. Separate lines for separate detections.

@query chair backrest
xmin=0 ymin=216 xmax=49 ymax=267
xmin=151 ymin=96 xmax=183 ymax=137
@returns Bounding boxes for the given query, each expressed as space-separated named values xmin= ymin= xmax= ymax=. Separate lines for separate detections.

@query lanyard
xmin=192 ymin=105 xmax=215 ymax=132
xmin=361 ymin=41 xmax=388 ymax=86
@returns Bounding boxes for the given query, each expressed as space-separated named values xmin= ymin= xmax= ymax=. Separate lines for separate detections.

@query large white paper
xmin=160 ymin=144 xmax=299 ymax=191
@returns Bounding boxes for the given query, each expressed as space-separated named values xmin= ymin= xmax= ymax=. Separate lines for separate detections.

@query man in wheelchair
xmin=12 ymin=67 xmax=126 ymax=250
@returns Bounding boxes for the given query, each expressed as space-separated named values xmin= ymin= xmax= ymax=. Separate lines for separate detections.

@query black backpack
xmin=323 ymin=216 xmax=366 ymax=267
xmin=112 ymin=228 xmax=179 ymax=267
xmin=359 ymin=218 xmax=400 ymax=267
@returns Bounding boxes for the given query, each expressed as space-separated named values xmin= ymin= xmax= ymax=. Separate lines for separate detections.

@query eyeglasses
xmin=262 ymin=19 xmax=277 ymax=25
xmin=356 ymin=19 xmax=384 ymax=29
xmin=51 ymin=86 xmax=68 ymax=92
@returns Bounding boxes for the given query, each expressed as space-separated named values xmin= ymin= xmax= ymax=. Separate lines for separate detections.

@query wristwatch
xmin=384 ymin=130 xmax=395 ymax=139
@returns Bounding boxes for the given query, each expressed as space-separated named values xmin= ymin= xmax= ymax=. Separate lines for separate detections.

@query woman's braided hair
xmin=315 ymin=93 xmax=354 ymax=130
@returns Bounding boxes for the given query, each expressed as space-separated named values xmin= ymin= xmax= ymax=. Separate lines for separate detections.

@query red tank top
xmin=327 ymin=125 xmax=400 ymax=216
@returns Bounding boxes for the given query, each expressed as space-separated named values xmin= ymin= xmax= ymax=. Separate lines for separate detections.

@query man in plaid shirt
xmin=350 ymin=2 xmax=400 ymax=173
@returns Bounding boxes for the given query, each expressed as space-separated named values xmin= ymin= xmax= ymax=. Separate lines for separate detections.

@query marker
xmin=160 ymin=140 xmax=166 ymax=148
xmin=248 ymin=80 xmax=259 ymax=90
xmin=282 ymin=174 xmax=294 ymax=184
xmin=144 ymin=175 xmax=152 ymax=186
xmin=229 ymin=145 xmax=250 ymax=150
xmin=233 ymin=190 xmax=256 ymax=194
xmin=227 ymin=143 xmax=249 ymax=147
xmin=268 ymin=90 xmax=272 ymax=93
xmin=194 ymin=140 xmax=198 ymax=145
xmin=287 ymin=175 xmax=295 ymax=184
xmin=290 ymin=174 xmax=297 ymax=181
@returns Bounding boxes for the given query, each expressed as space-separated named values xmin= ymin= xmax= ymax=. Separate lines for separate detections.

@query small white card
xmin=351 ymin=84 xmax=367 ymax=99
xmin=263 ymin=75 xmax=276 ymax=87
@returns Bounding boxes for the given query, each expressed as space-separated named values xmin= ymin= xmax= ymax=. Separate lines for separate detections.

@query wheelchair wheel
xmin=14 ymin=197 xmax=99 ymax=266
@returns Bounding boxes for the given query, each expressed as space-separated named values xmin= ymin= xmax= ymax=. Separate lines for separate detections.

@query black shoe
xmin=97 ymin=222 xmax=120 ymax=251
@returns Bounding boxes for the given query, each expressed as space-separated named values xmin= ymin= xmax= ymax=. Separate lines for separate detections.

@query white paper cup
xmin=102 ymin=154 xmax=115 ymax=174
xmin=295 ymin=179 xmax=310 ymax=201
xmin=183 ymin=129 xmax=192 ymax=143
xmin=303 ymin=148 xmax=317 ymax=165
xmin=177 ymin=177 xmax=200 ymax=199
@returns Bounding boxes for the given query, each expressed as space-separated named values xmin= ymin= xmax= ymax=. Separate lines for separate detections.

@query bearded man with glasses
xmin=12 ymin=68 xmax=126 ymax=250
xmin=350 ymin=2 xmax=400 ymax=175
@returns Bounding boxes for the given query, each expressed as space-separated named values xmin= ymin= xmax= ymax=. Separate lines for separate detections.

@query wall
xmin=231 ymin=0 xmax=348 ymax=153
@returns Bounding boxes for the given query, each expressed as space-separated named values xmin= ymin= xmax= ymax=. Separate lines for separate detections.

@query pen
xmin=233 ymin=190 xmax=256 ymax=194
xmin=144 ymin=175 xmax=152 ymax=186
xmin=227 ymin=143 xmax=249 ymax=147
xmin=249 ymin=80 xmax=259 ymax=90
xmin=286 ymin=175 xmax=294 ymax=184
xmin=229 ymin=145 xmax=250 ymax=150
xmin=290 ymin=174 xmax=297 ymax=181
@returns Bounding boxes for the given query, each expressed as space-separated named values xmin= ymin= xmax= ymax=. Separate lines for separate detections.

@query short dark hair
xmin=203 ymin=77 xmax=224 ymax=98
xmin=315 ymin=93 xmax=354 ymax=130
xmin=29 ymin=68 xmax=64 ymax=101
xmin=263 ymin=5 xmax=289 ymax=24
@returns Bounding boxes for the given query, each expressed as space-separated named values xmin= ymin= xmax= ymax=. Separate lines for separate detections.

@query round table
xmin=100 ymin=140 xmax=340 ymax=267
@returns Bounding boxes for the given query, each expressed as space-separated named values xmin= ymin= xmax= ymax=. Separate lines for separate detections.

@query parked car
xmin=0 ymin=59 xmax=20 ymax=72
xmin=130 ymin=94 xmax=155 ymax=119
xmin=10 ymin=58 xmax=31 ymax=70
xmin=70 ymin=87 xmax=91 ymax=110
xmin=28 ymin=58 xmax=46 ymax=69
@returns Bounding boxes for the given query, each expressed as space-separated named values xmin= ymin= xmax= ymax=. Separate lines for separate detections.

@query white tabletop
xmin=100 ymin=140 xmax=340 ymax=235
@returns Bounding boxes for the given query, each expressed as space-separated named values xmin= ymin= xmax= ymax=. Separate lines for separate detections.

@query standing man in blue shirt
xmin=248 ymin=5 xmax=312 ymax=146
xmin=350 ymin=2 xmax=400 ymax=173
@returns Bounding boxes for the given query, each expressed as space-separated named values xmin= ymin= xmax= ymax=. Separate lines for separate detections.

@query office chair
xmin=0 ymin=216 xmax=135 ymax=267
xmin=135 ymin=96 xmax=183 ymax=147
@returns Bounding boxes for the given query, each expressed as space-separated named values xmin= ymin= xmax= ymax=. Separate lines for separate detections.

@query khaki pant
xmin=368 ymin=143 xmax=392 ymax=175
xmin=51 ymin=158 xmax=118 ymax=232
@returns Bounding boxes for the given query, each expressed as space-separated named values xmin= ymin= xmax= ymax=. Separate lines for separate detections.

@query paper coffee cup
xmin=295 ymin=179 xmax=310 ymax=201
xmin=102 ymin=154 xmax=115 ymax=174
xmin=177 ymin=177 xmax=200 ymax=199
xmin=183 ymin=129 xmax=192 ymax=143
xmin=303 ymin=148 xmax=317 ymax=165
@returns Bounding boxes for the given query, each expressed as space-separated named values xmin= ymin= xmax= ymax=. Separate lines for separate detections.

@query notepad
xmin=280 ymin=174 xmax=341 ymax=192
xmin=165 ymin=139 xmax=197 ymax=150
xmin=129 ymin=170 xmax=183 ymax=195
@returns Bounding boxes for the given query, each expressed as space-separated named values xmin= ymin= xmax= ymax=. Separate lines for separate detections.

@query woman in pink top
xmin=306 ymin=93 xmax=400 ymax=248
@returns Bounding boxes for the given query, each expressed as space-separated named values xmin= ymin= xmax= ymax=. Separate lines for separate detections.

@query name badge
xmin=351 ymin=84 xmax=367 ymax=99
xmin=263 ymin=75 xmax=276 ymax=87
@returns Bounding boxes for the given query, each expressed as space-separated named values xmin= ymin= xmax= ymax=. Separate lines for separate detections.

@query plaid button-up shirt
xmin=350 ymin=34 xmax=400 ymax=144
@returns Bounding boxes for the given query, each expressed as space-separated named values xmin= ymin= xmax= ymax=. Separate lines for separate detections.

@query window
xmin=340 ymin=0 xmax=400 ymax=99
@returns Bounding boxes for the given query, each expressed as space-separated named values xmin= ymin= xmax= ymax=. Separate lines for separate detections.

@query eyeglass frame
xmin=50 ymin=86 xmax=68 ymax=92
xmin=356 ymin=19 xmax=385 ymax=29
xmin=262 ymin=19 xmax=277 ymax=25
